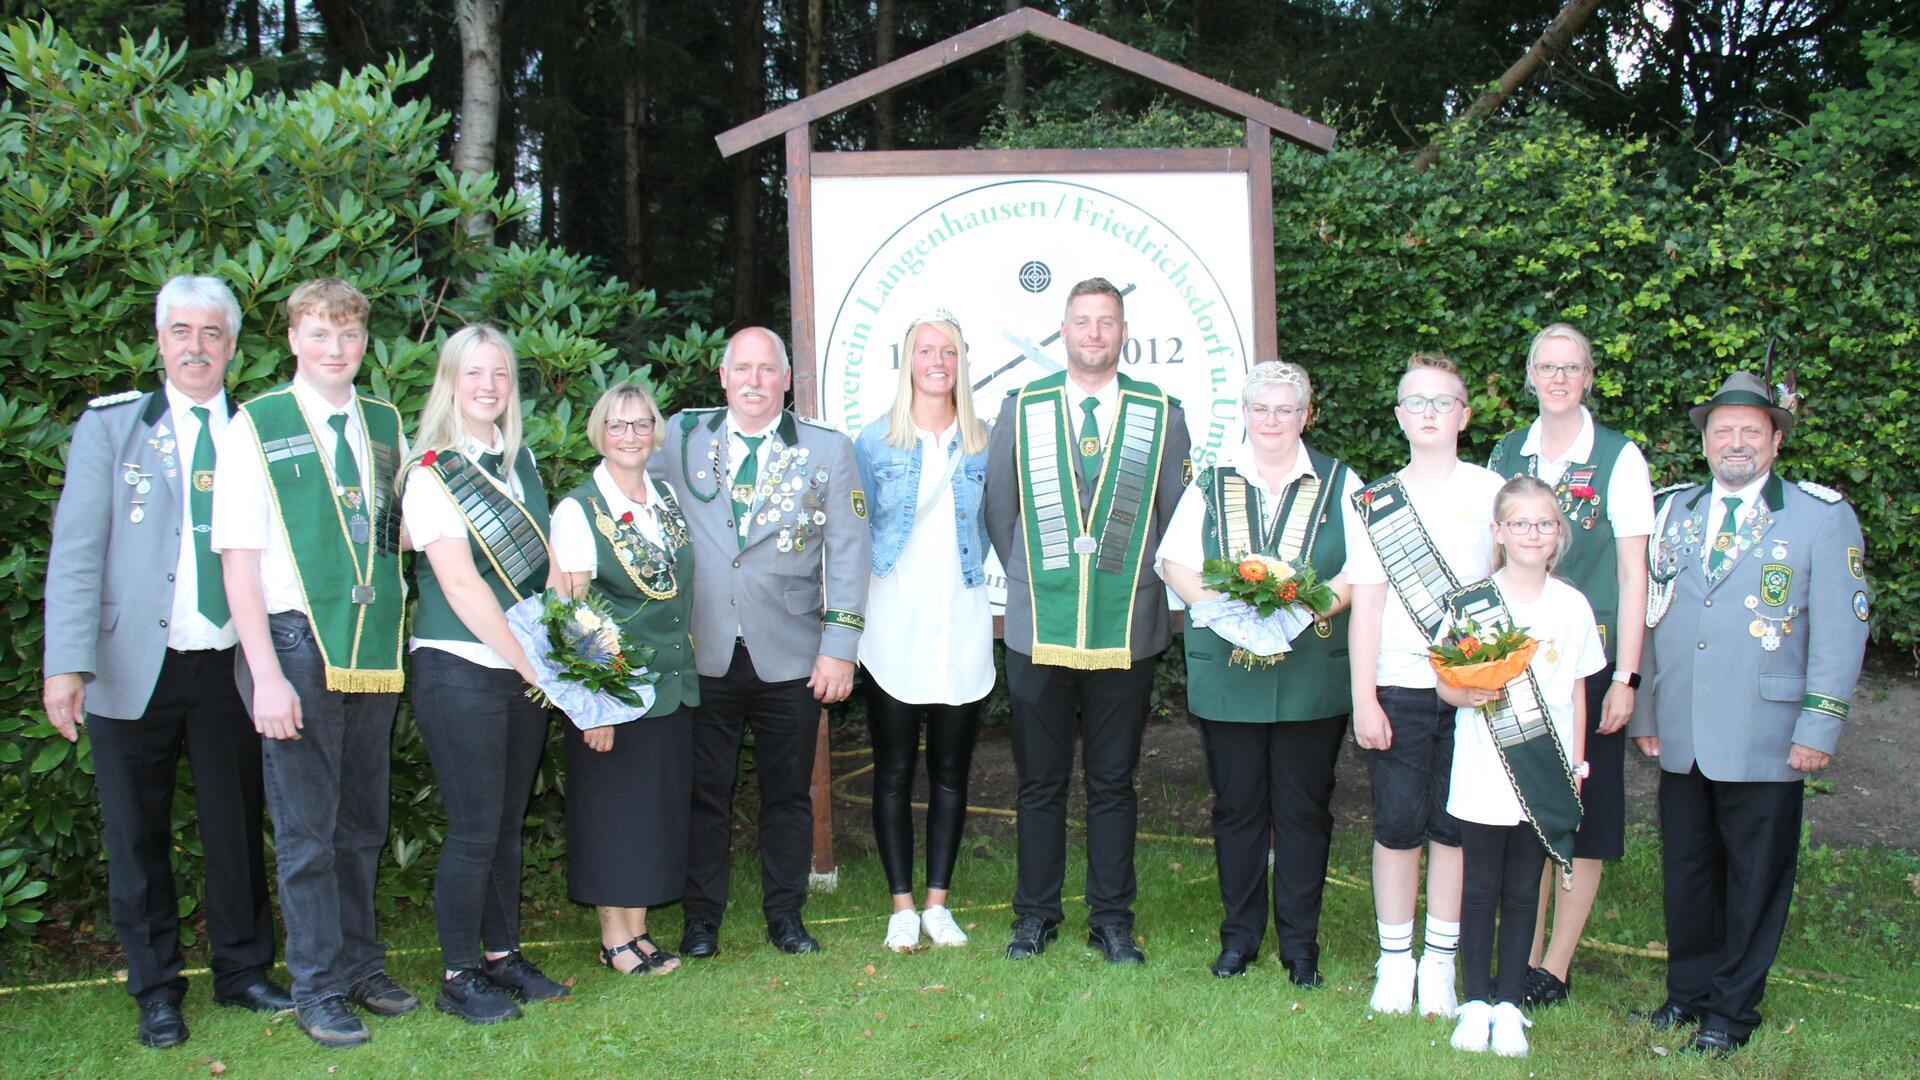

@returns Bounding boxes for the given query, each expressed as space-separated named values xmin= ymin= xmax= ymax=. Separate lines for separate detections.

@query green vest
xmin=1488 ymin=421 xmax=1629 ymax=662
xmin=1184 ymin=447 xmax=1353 ymax=723
xmin=412 ymin=448 xmax=553 ymax=645
xmin=564 ymin=478 xmax=699 ymax=718
xmin=241 ymin=387 xmax=406 ymax=693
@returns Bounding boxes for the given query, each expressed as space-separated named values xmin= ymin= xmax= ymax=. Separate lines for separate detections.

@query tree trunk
xmin=726 ymin=0 xmax=763 ymax=324
xmin=803 ymin=0 xmax=823 ymax=98
xmin=541 ymin=52 xmax=559 ymax=244
xmin=1002 ymin=0 xmax=1025 ymax=121
xmin=454 ymin=0 xmax=503 ymax=241
xmin=241 ymin=0 xmax=261 ymax=58
xmin=622 ymin=0 xmax=650 ymax=283
xmin=281 ymin=0 xmax=299 ymax=54
xmin=182 ymin=0 xmax=224 ymax=52
xmin=873 ymin=0 xmax=897 ymax=148
xmin=1411 ymin=0 xmax=1606 ymax=172
xmin=311 ymin=0 xmax=380 ymax=71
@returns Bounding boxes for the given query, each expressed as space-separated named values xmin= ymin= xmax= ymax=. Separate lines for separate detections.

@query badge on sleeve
xmin=1760 ymin=564 xmax=1791 ymax=607
xmin=1848 ymin=547 xmax=1864 ymax=580
xmin=851 ymin=489 xmax=867 ymax=520
xmin=1854 ymin=591 xmax=1870 ymax=621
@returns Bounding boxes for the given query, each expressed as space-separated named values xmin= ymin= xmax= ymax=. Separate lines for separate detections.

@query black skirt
xmin=563 ymin=705 xmax=693 ymax=907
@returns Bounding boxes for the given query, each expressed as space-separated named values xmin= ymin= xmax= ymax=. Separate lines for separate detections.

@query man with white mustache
xmin=650 ymin=326 xmax=870 ymax=958
xmin=1630 ymin=370 xmax=1870 ymax=1058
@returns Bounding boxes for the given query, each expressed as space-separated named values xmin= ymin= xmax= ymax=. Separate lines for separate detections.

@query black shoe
xmin=766 ymin=915 xmax=820 ymax=954
xmin=347 ymin=971 xmax=420 ymax=1017
xmin=1087 ymin=922 xmax=1146 ymax=965
xmin=136 ymin=999 xmax=189 ymax=1049
xmin=434 ymin=968 xmax=522 ymax=1025
xmin=1211 ymin=947 xmax=1255 ymax=978
xmin=1628 ymin=1001 xmax=1700 ymax=1030
xmin=1685 ymin=1027 xmax=1748 ymax=1058
xmin=295 ymin=996 xmax=370 ymax=1049
xmin=680 ymin=918 xmax=720 ymax=959
xmin=1285 ymin=956 xmax=1324 ymax=988
xmin=1522 ymin=966 xmax=1570 ymax=1010
xmin=1005 ymin=916 xmax=1059 ymax=960
xmin=483 ymin=951 xmax=571 ymax=1002
xmin=214 ymin=978 xmax=295 ymax=1012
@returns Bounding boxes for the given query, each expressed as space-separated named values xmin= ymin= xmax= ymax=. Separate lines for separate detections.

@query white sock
xmin=1378 ymin=919 xmax=1414 ymax=956
xmin=1424 ymin=916 xmax=1460 ymax=961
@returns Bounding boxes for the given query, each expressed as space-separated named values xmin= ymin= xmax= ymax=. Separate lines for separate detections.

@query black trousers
xmin=1197 ymin=714 xmax=1346 ymax=960
xmin=684 ymin=643 xmax=820 ymax=925
xmin=1005 ymin=649 xmax=1158 ymax=929
xmin=1458 ymin=820 xmax=1546 ymax=1005
xmin=1658 ymin=766 xmax=1803 ymax=1038
xmin=865 ymin=679 xmax=984 ymax=895
xmin=89 ymin=647 xmax=274 ymax=1004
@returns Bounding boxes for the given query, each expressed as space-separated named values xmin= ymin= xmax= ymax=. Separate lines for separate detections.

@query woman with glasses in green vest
xmin=1154 ymin=360 xmax=1368 ymax=984
xmin=1484 ymin=323 xmax=1656 ymax=1009
xmin=548 ymin=382 xmax=699 ymax=977
xmin=401 ymin=325 xmax=571 ymax=1022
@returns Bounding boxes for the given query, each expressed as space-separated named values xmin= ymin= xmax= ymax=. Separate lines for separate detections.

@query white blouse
xmin=402 ymin=433 xmax=530 ymax=670
xmin=550 ymin=462 xmax=673 ymax=575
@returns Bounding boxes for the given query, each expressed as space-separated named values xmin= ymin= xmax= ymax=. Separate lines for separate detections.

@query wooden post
xmin=1245 ymin=119 xmax=1277 ymax=364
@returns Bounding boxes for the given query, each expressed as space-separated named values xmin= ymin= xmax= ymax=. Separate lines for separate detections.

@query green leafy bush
xmin=0 ymin=19 xmax=723 ymax=953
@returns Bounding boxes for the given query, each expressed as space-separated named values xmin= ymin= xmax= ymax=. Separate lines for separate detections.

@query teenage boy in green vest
xmin=213 ymin=278 xmax=416 ymax=1049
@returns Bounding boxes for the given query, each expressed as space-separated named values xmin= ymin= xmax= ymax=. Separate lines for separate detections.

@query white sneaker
xmin=1490 ymin=1001 xmax=1532 ymax=1057
xmin=1417 ymin=952 xmax=1459 ymax=1018
xmin=883 ymin=908 xmax=920 ymax=953
xmin=1450 ymin=1000 xmax=1493 ymax=1052
xmin=920 ymin=905 xmax=968 ymax=947
xmin=1369 ymin=952 xmax=1417 ymax=1014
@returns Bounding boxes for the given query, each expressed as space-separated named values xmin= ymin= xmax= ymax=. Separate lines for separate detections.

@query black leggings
xmin=1459 ymin=820 xmax=1547 ymax=1005
xmin=865 ymin=678 xmax=984 ymax=895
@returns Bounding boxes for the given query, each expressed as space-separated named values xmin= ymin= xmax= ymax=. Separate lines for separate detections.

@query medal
xmin=1761 ymin=628 xmax=1781 ymax=651
xmin=793 ymin=535 xmax=807 ymax=552
xmin=1545 ymin=643 xmax=1559 ymax=662
xmin=1749 ymin=619 xmax=1766 ymax=638
xmin=122 ymin=466 xmax=142 ymax=486
xmin=351 ymin=584 xmax=375 ymax=605
xmin=732 ymin=484 xmax=753 ymax=504
xmin=1073 ymin=535 xmax=1097 ymax=555
xmin=158 ymin=438 xmax=175 ymax=455
xmin=813 ymin=510 xmax=826 ymax=525
xmin=1079 ymin=436 xmax=1099 ymax=457
xmin=192 ymin=470 xmax=213 ymax=493
xmin=349 ymin=514 xmax=370 ymax=545
xmin=136 ymin=479 xmax=151 ymax=495
xmin=1772 ymin=542 xmax=1788 ymax=559
xmin=777 ymin=532 xmax=792 ymax=552
xmin=815 ymin=468 xmax=829 ymax=484
xmin=129 ymin=503 xmax=145 ymax=524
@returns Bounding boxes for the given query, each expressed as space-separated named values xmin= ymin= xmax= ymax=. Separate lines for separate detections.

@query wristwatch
xmin=1612 ymin=670 xmax=1641 ymax=689
xmin=1574 ymin=761 xmax=1591 ymax=779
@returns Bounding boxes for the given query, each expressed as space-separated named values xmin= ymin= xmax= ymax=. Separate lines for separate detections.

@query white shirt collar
xmin=464 ymin=428 xmax=505 ymax=460
xmin=291 ymin=372 xmax=355 ymax=418
xmin=1710 ymin=471 xmax=1770 ymax=512
xmin=1229 ymin=439 xmax=1319 ymax=497
xmin=1518 ymin=406 xmax=1595 ymax=465
xmin=1064 ymin=373 xmax=1120 ymax=414
xmin=727 ymin=410 xmax=782 ymax=443
xmin=163 ymin=380 xmax=227 ymax=429
xmin=592 ymin=461 xmax=666 ymax=515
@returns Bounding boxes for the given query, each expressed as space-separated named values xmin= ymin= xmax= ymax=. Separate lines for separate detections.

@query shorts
xmin=1366 ymin=685 xmax=1462 ymax=849
xmin=1573 ymin=663 xmax=1625 ymax=860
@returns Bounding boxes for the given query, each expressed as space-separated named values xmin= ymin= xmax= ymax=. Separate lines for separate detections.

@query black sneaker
xmin=483 ymin=951 xmax=571 ymax=1002
xmin=296 ymin=996 xmax=370 ymax=1048
xmin=347 ymin=970 xmax=420 ymax=1017
xmin=1522 ymin=965 xmax=1570 ymax=1010
xmin=435 ymin=969 xmax=522 ymax=1024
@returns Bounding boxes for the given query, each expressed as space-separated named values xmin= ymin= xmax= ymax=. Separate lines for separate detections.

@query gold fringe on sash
xmin=325 ymin=666 xmax=406 ymax=694
xmin=1030 ymin=643 xmax=1134 ymax=671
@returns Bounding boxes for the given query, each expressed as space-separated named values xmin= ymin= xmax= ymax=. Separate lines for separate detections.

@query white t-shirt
xmin=858 ymin=422 xmax=994 ymax=705
xmin=211 ymin=375 xmax=409 ymax=617
xmin=1446 ymin=571 xmax=1607 ymax=827
xmin=401 ymin=434 xmax=532 ymax=670
xmin=1346 ymin=460 xmax=1506 ymax=688
xmin=1154 ymin=440 xmax=1366 ymax=580
xmin=1515 ymin=407 xmax=1656 ymax=538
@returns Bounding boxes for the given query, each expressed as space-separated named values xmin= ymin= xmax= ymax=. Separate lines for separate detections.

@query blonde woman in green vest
xmin=400 ymin=325 xmax=570 ymax=1023
xmin=1484 ymin=323 xmax=1655 ymax=1009
xmin=548 ymin=382 xmax=699 ymax=977
xmin=1154 ymin=360 xmax=1367 ymax=983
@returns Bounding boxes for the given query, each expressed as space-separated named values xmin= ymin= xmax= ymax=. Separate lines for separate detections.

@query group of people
xmin=42 ymin=273 xmax=1868 ymax=1062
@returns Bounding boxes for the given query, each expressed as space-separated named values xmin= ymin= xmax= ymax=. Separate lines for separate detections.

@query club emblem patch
xmin=1760 ymin=564 xmax=1791 ymax=607
xmin=851 ymin=489 xmax=867 ymax=520
xmin=1854 ymin=591 xmax=1870 ymax=621
xmin=1848 ymin=547 xmax=1864 ymax=580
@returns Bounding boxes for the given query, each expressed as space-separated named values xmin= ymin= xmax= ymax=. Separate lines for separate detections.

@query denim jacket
xmin=853 ymin=416 xmax=990 ymax=586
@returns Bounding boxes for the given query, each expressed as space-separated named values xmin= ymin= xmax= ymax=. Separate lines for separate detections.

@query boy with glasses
xmin=1346 ymin=354 xmax=1506 ymax=1018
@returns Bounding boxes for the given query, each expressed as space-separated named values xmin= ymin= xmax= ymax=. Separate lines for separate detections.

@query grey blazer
xmin=1630 ymin=474 xmax=1870 ymax=781
xmin=44 ymin=390 xmax=232 ymax=720
xmin=984 ymin=382 xmax=1191 ymax=662
xmin=651 ymin=408 xmax=871 ymax=682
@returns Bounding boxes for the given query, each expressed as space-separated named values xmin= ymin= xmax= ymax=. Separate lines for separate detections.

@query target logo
xmin=1017 ymin=260 xmax=1052 ymax=293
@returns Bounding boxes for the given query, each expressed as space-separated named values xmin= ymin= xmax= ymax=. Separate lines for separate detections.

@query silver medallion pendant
xmin=1073 ymin=535 xmax=1097 ymax=555
xmin=352 ymin=584 xmax=376 ymax=605
xmin=130 ymin=505 xmax=145 ymax=524
xmin=136 ymin=479 xmax=152 ymax=495
xmin=1761 ymin=628 xmax=1782 ymax=651
xmin=349 ymin=514 xmax=370 ymax=545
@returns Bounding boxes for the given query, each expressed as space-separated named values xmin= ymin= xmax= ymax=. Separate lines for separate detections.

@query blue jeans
xmin=241 ymin=612 xmax=397 ymax=1006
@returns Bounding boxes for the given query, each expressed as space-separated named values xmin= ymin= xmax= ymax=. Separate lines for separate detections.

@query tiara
xmin=907 ymin=308 xmax=962 ymax=331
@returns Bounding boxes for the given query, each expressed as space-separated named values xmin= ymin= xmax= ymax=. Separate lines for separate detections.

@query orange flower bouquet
xmin=1195 ymin=553 xmax=1337 ymax=669
xmin=1429 ymin=615 xmax=1537 ymax=691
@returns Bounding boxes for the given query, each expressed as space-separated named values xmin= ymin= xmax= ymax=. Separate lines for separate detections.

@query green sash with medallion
xmin=243 ymin=388 xmax=406 ymax=693
xmin=1015 ymin=371 xmax=1169 ymax=670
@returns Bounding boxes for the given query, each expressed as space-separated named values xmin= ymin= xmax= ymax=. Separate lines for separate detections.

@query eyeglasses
xmin=1246 ymin=404 xmax=1303 ymax=422
xmin=1397 ymin=394 xmax=1464 ymax=414
xmin=604 ymin=419 xmax=656 ymax=436
xmin=1500 ymin=519 xmax=1562 ymax=536
xmin=1531 ymin=362 xmax=1590 ymax=380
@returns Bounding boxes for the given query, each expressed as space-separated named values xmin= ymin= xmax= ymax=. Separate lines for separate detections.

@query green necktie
xmin=1077 ymin=397 xmax=1101 ymax=492
xmin=189 ymin=406 xmax=228 ymax=625
xmin=327 ymin=412 xmax=361 ymax=489
xmin=1707 ymin=495 xmax=1743 ymax=576
xmin=731 ymin=433 xmax=765 ymax=549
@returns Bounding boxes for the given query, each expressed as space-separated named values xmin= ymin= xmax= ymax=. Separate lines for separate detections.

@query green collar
xmin=705 ymin=407 xmax=800 ymax=446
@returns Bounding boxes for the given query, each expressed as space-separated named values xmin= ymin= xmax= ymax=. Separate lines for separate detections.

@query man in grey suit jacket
xmin=1629 ymin=371 xmax=1869 ymax=1057
xmin=42 ymin=276 xmax=290 ymax=1049
xmin=650 ymin=326 xmax=870 ymax=957
xmin=984 ymin=278 xmax=1191 ymax=965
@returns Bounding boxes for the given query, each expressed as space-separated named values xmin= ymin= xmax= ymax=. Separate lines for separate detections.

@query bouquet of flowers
xmin=1193 ymin=553 xmax=1339 ymax=669
xmin=1428 ymin=615 xmax=1538 ymax=696
xmin=506 ymin=589 xmax=660 ymax=730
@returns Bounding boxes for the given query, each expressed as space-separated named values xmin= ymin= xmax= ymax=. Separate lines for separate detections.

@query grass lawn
xmin=2 ymin=821 xmax=1915 ymax=1078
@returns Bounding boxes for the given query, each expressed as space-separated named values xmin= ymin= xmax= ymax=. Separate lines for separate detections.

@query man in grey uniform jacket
xmin=42 ymin=276 xmax=290 ymax=1049
xmin=650 ymin=326 xmax=870 ymax=957
xmin=1629 ymin=371 xmax=1869 ymax=1057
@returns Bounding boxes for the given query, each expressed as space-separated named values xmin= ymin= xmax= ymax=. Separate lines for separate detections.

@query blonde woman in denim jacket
xmin=852 ymin=310 xmax=993 ymax=953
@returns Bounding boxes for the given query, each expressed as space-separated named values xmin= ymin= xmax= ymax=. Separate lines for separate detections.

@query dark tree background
xmin=5 ymin=0 xmax=1914 ymax=327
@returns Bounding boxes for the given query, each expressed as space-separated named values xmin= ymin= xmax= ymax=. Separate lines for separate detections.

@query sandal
xmin=635 ymin=933 xmax=679 ymax=967
xmin=631 ymin=934 xmax=679 ymax=975
xmin=599 ymin=940 xmax=655 ymax=975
